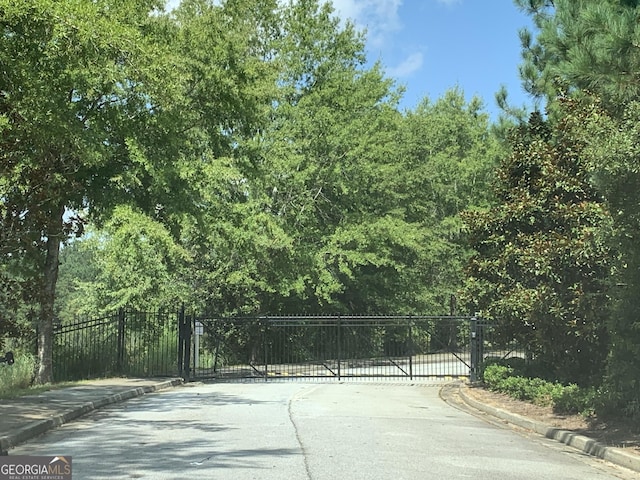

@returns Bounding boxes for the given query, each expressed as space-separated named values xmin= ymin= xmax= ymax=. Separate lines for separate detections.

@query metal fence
xmin=51 ymin=310 xmax=527 ymax=382
xmin=53 ymin=309 xmax=179 ymax=381
xmin=187 ymin=315 xmax=527 ymax=381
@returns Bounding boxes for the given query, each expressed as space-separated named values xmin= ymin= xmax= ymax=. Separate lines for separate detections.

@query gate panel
xmin=53 ymin=309 xmax=180 ymax=381
xmin=190 ymin=315 xmax=481 ymax=381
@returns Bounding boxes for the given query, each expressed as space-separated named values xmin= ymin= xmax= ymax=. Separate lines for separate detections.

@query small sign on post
xmin=194 ymin=321 xmax=204 ymax=375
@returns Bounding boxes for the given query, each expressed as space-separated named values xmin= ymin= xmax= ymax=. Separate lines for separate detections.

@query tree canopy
xmin=463 ymin=106 xmax=612 ymax=384
xmin=14 ymin=0 xmax=640 ymax=413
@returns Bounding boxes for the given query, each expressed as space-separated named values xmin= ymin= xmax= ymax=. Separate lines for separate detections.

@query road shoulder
xmin=444 ymin=381 xmax=640 ymax=475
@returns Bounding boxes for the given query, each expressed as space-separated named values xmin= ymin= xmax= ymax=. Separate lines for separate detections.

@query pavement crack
xmin=288 ymin=386 xmax=318 ymax=480
xmin=189 ymin=455 xmax=213 ymax=466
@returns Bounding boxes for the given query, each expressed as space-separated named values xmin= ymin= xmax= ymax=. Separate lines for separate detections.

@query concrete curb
xmin=458 ymin=384 xmax=640 ymax=474
xmin=0 ymin=378 xmax=183 ymax=453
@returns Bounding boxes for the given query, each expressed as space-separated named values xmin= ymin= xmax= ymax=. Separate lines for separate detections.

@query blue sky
xmin=329 ymin=0 xmax=535 ymax=117
xmin=166 ymin=0 xmax=535 ymax=118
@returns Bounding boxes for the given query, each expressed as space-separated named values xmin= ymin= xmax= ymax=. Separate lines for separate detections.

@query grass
xmin=0 ymin=380 xmax=87 ymax=400
xmin=0 ymin=351 xmax=86 ymax=400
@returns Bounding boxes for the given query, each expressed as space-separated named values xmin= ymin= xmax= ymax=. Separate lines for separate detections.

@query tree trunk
xmin=35 ymin=205 xmax=64 ymax=385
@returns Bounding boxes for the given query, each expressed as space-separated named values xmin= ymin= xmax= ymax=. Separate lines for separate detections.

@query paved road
xmin=10 ymin=382 xmax=636 ymax=479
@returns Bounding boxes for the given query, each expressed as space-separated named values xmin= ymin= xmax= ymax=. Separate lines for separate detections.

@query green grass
xmin=0 ymin=351 xmax=86 ymax=400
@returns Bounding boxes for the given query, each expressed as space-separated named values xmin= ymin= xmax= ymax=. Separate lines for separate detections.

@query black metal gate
xmin=179 ymin=315 xmax=491 ymax=381
xmin=52 ymin=309 xmax=523 ymax=382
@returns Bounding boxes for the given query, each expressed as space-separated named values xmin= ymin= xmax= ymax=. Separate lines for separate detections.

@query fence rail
xmin=50 ymin=310 xmax=527 ymax=382
xmin=53 ymin=309 xmax=179 ymax=381
xmin=189 ymin=315 xmax=526 ymax=381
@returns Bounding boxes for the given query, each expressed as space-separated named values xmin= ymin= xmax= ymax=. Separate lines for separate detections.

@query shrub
xmin=482 ymin=364 xmax=513 ymax=389
xmin=0 ymin=351 xmax=35 ymax=395
xmin=481 ymin=364 xmax=597 ymax=416
xmin=552 ymin=384 xmax=599 ymax=417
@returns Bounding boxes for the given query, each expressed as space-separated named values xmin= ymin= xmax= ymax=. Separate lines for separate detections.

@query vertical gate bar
xmin=178 ymin=306 xmax=184 ymax=378
xmin=337 ymin=315 xmax=341 ymax=380
xmin=409 ymin=319 xmax=413 ymax=380
xmin=264 ymin=316 xmax=269 ymax=382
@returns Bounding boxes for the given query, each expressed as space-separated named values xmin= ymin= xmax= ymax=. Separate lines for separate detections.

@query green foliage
xmin=0 ymin=351 xmax=36 ymax=395
xmin=57 ymin=206 xmax=191 ymax=315
xmin=179 ymin=2 xmax=505 ymax=316
xmin=512 ymin=0 xmax=640 ymax=419
xmin=0 ymin=0 xmax=184 ymax=382
xmin=0 ymin=0 xmax=280 ymax=382
xmin=463 ymin=107 xmax=613 ymax=385
xmin=2 ymin=0 xmax=507 ymax=381
xmin=393 ymin=90 xmax=503 ymax=312
xmin=516 ymin=0 xmax=640 ymax=113
xmin=562 ymin=97 xmax=640 ymax=421
xmin=482 ymin=363 xmax=598 ymax=416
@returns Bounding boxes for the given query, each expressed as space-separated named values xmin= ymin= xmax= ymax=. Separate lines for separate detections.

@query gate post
xmin=470 ymin=316 xmax=485 ymax=382
xmin=178 ymin=306 xmax=184 ymax=378
xmin=178 ymin=305 xmax=192 ymax=380
xmin=337 ymin=315 xmax=342 ymax=381
xmin=117 ymin=308 xmax=126 ymax=374
xmin=408 ymin=319 xmax=413 ymax=380
xmin=263 ymin=316 xmax=269 ymax=382
xmin=184 ymin=313 xmax=192 ymax=381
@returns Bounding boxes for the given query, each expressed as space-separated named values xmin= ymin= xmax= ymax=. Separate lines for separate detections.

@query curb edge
xmin=0 ymin=378 xmax=184 ymax=453
xmin=458 ymin=384 xmax=640 ymax=474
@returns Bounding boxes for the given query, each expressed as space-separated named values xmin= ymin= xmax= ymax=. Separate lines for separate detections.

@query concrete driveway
xmin=9 ymin=381 xmax=636 ymax=479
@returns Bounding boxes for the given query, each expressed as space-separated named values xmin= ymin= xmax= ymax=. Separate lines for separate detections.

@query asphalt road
xmin=10 ymin=382 xmax=637 ymax=479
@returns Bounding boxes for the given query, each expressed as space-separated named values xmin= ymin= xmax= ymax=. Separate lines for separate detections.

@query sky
xmin=166 ymin=0 xmax=535 ymax=118
xmin=328 ymin=0 xmax=535 ymax=117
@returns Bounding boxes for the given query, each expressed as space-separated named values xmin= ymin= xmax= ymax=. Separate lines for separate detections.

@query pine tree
xmin=516 ymin=0 xmax=640 ymax=113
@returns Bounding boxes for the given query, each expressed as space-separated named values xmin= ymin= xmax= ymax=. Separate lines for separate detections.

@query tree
xmin=0 ymin=0 xmax=170 ymax=382
xmin=57 ymin=206 xmax=190 ymax=316
xmin=514 ymin=0 xmax=640 ymax=411
xmin=567 ymin=97 xmax=640 ymax=416
xmin=196 ymin=0 xmax=413 ymax=314
xmin=395 ymin=89 xmax=504 ymax=313
xmin=462 ymin=107 xmax=613 ymax=385
xmin=0 ymin=0 xmax=277 ymax=383
xmin=516 ymin=0 xmax=640 ymax=113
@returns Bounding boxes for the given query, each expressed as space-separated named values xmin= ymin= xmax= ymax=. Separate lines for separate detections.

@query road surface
xmin=9 ymin=382 xmax=636 ymax=479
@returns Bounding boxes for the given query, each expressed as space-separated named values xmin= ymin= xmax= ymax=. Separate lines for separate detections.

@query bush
xmin=482 ymin=364 xmax=597 ymax=416
xmin=482 ymin=364 xmax=513 ymax=388
xmin=0 ymin=351 xmax=35 ymax=396
xmin=552 ymin=384 xmax=598 ymax=417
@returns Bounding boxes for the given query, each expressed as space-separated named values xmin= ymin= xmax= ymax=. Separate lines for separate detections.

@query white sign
xmin=195 ymin=321 xmax=204 ymax=336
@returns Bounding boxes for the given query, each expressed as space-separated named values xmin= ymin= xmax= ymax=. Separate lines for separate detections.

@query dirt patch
xmin=463 ymin=384 xmax=640 ymax=455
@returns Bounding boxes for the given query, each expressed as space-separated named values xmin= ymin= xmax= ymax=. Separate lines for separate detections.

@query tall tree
xmin=515 ymin=0 xmax=640 ymax=409
xmin=463 ymin=107 xmax=612 ymax=385
xmin=516 ymin=0 xmax=640 ymax=113
xmin=396 ymin=89 xmax=503 ymax=312
xmin=0 ymin=0 xmax=170 ymax=382
xmin=570 ymin=97 xmax=640 ymax=416
xmin=0 ymin=0 xmax=276 ymax=382
xmin=254 ymin=0 xmax=415 ymax=313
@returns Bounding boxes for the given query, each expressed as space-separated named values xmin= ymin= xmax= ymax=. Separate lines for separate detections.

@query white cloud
xmin=387 ymin=52 xmax=423 ymax=78
xmin=165 ymin=0 xmax=180 ymax=11
xmin=435 ymin=0 xmax=461 ymax=5
xmin=329 ymin=0 xmax=403 ymax=47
